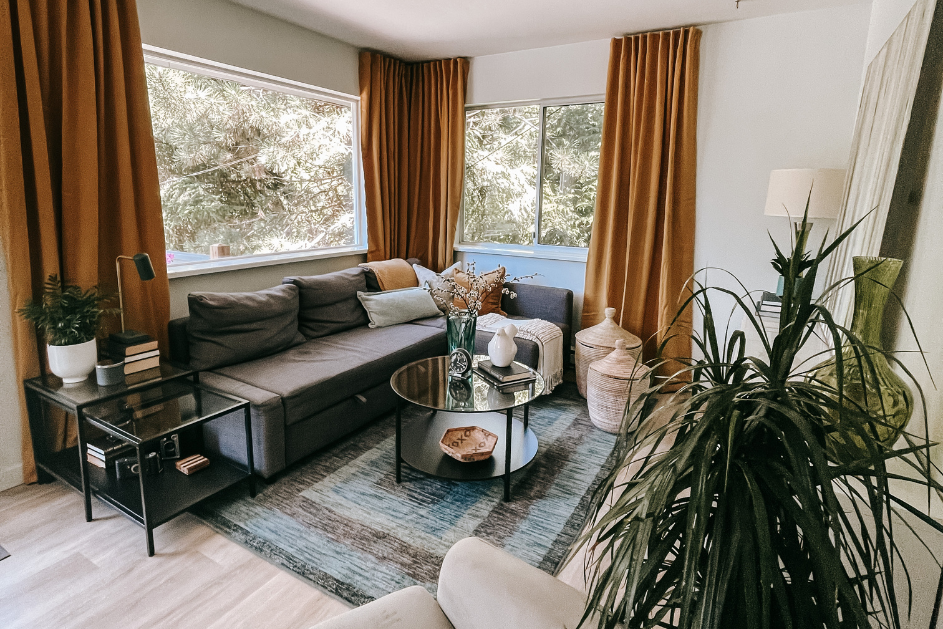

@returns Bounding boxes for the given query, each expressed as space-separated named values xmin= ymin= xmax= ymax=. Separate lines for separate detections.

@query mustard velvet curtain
xmin=359 ymin=51 xmax=469 ymax=272
xmin=0 ymin=0 xmax=170 ymax=483
xmin=582 ymin=29 xmax=701 ymax=384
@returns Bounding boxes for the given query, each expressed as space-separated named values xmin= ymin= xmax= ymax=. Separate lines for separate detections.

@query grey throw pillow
xmin=282 ymin=267 xmax=369 ymax=338
xmin=187 ymin=284 xmax=306 ymax=370
xmin=357 ymin=288 xmax=442 ymax=328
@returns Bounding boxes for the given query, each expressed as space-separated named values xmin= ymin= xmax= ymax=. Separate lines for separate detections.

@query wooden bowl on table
xmin=440 ymin=426 xmax=498 ymax=462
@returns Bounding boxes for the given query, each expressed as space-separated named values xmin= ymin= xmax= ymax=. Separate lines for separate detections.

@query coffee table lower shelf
xmin=398 ymin=410 xmax=538 ymax=497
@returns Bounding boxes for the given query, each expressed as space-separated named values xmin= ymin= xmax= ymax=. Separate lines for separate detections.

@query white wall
xmin=695 ymin=4 xmax=871 ymax=322
xmin=467 ymin=39 xmax=610 ymax=105
xmin=136 ymin=0 xmax=359 ymax=96
xmin=461 ymin=4 xmax=871 ymax=335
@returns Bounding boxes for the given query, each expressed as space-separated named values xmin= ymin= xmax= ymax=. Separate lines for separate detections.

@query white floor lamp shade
xmin=764 ymin=168 xmax=846 ymax=220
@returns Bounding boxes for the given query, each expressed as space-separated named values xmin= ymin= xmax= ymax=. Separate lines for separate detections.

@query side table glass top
xmin=82 ymin=380 xmax=245 ymax=445
xmin=24 ymin=362 xmax=194 ymax=409
xmin=391 ymin=355 xmax=544 ymax=412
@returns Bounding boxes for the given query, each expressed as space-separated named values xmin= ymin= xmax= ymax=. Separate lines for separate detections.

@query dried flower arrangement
xmin=427 ymin=262 xmax=536 ymax=316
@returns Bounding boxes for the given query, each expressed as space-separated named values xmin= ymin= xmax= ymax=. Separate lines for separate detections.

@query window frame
xmin=143 ymin=45 xmax=367 ymax=278
xmin=457 ymin=95 xmax=605 ymax=262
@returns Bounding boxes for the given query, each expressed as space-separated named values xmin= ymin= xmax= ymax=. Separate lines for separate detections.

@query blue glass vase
xmin=446 ymin=310 xmax=477 ymax=356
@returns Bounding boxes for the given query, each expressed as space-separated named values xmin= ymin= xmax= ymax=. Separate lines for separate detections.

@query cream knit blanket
xmin=477 ymin=313 xmax=564 ymax=393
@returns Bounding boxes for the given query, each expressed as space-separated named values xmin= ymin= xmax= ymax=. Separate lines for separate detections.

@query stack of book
xmin=474 ymin=360 xmax=537 ymax=392
xmin=86 ymin=434 xmax=133 ymax=469
xmin=108 ymin=332 xmax=161 ymax=385
xmin=755 ymin=291 xmax=783 ymax=319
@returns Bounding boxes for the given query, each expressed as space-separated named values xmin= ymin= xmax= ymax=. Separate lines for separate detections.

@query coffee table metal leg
xmin=504 ymin=408 xmax=513 ymax=501
xmin=136 ymin=446 xmax=154 ymax=557
xmin=395 ymin=400 xmax=402 ymax=484
xmin=76 ymin=408 xmax=93 ymax=522
xmin=523 ymin=404 xmax=529 ymax=432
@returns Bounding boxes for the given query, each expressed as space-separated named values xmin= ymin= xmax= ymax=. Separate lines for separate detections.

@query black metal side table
xmin=24 ymin=364 xmax=254 ymax=555
xmin=390 ymin=355 xmax=544 ymax=501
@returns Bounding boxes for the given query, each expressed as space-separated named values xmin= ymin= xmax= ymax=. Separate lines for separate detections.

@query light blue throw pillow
xmin=357 ymin=287 xmax=442 ymax=328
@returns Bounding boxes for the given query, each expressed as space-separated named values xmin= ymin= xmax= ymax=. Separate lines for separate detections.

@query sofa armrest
xmin=168 ymin=317 xmax=190 ymax=366
xmin=437 ymin=537 xmax=591 ymax=629
xmin=502 ymin=282 xmax=574 ymax=354
xmin=198 ymin=371 xmax=286 ymax=478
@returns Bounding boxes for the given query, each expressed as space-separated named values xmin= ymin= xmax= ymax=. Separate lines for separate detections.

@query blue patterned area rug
xmin=193 ymin=382 xmax=617 ymax=606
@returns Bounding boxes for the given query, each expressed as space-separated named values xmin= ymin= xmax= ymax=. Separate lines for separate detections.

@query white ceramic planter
xmin=47 ymin=339 xmax=98 ymax=384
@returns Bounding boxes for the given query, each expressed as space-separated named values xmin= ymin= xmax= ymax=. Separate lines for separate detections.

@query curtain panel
xmin=582 ymin=28 xmax=701 ymax=385
xmin=0 ymin=0 xmax=169 ymax=483
xmin=359 ymin=51 xmax=468 ymax=272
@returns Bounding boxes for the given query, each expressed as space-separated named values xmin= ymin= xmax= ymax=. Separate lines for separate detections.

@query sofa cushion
xmin=453 ymin=267 xmax=506 ymax=315
xmin=283 ymin=268 xmax=369 ymax=339
xmin=215 ymin=323 xmax=446 ymax=425
xmin=187 ymin=285 xmax=306 ymax=370
xmin=359 ymin=258 xmax=419 ymax=291
xmin=358 ymin=288 xmax=441 ymax=328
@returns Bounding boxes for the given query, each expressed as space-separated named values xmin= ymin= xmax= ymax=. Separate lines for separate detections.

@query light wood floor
xmin=0 ymin=481 xmax=351 ymax=629
xmin=0 ymin=478 xmax=594 ymax=629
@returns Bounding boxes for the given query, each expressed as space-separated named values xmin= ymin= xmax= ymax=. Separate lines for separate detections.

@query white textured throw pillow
xmin=413 ymin=262 xmax=461 ymax=313
xmin=357 ymin=288 xmax=442 ymax=328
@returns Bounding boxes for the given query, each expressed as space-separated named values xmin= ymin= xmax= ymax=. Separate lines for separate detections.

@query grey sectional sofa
xmin=167 ymin=265 xmax=573 ymax=479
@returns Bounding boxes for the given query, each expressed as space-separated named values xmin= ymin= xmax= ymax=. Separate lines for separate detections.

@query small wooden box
xmin=175 ymin=454 xmax=210 ymax=475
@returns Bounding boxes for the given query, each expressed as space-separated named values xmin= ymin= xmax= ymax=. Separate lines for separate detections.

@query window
xmin=461 ymin=101 xmax=603 ymax=252
xmin=143 ymin=48 xmax=364 ymax=272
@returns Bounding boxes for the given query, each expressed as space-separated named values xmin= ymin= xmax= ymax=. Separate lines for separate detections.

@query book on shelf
xmin=107 ymin=332 xmax=158 ymax=361
xmin=87 ymin=434 xmax=133 ymax=456
xmin=125 ymin=366 xmax=162 ymax=386
xmin=123 ymin=349 xmax=160 ymax=363
xmin=124 ymin=356 xmax=160 ymax=375
xmin=476 ymin=360 xmax=535 ymax=384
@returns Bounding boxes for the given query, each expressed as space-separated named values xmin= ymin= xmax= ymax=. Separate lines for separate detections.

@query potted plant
xmin=573 ymin=205 xmax=943 ymax=629
xmin=18 ymin=275 xmax=118 ymax=383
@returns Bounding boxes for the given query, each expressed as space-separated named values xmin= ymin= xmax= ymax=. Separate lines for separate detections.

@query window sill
xmin=453 ymin=243 xmax=588 ymax=263
xmin=166 ymin=246 xmax=368 ymax=279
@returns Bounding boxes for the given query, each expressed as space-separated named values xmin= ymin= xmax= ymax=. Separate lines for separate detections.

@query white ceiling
xmin=230 ymin=0 xmax=870 ymax=61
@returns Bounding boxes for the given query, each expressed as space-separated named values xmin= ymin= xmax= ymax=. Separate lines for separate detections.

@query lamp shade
xmin=132 ymin=252 xmax=156 ymax=281
xmin=764 ymin=168 xmax=846 ymax=219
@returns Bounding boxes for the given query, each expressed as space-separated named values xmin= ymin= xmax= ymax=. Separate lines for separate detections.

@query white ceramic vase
xmin=47 ymin=339 xmax=98 ymax=384
xmin=487 ymin=324 xmax=519 ymax=367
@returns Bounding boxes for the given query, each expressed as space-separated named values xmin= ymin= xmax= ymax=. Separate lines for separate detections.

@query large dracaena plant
xmin=572 ymin=204 xmax=943 ymax=629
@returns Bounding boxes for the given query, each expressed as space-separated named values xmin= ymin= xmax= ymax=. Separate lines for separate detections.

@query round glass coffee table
xmin=390 ymin=355 xmax=544 ymax=501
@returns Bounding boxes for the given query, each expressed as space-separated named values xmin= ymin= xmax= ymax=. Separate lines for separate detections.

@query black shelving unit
xmin=25 ymin=368 xmax=254 ymax=556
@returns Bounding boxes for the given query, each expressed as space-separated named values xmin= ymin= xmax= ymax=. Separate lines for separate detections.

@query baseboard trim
xmin=0 ymin=463 xmax=24 ymax=492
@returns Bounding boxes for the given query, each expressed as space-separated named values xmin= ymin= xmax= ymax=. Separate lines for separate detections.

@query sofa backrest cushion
xmin=282 ymin=267 xmax=369 ymax=338
xmin=187 ymin=284 xmax=306 ymax=370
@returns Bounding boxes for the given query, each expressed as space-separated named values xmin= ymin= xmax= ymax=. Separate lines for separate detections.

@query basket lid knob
xmin=615 ymin=339 xmax=627 ymax=351
xmin=604 ymin=307 xmax=616 ymax=319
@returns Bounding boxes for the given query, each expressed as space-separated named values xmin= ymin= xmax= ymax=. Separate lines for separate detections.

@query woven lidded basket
xmin=587 ymin=340 xmax=651 ymax=434
xmin=576 ymin=307 xmax=642 ymax=398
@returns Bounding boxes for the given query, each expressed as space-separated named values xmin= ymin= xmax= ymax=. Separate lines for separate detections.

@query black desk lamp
xmin=113 ymin=252 xmax=156 ymax=344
